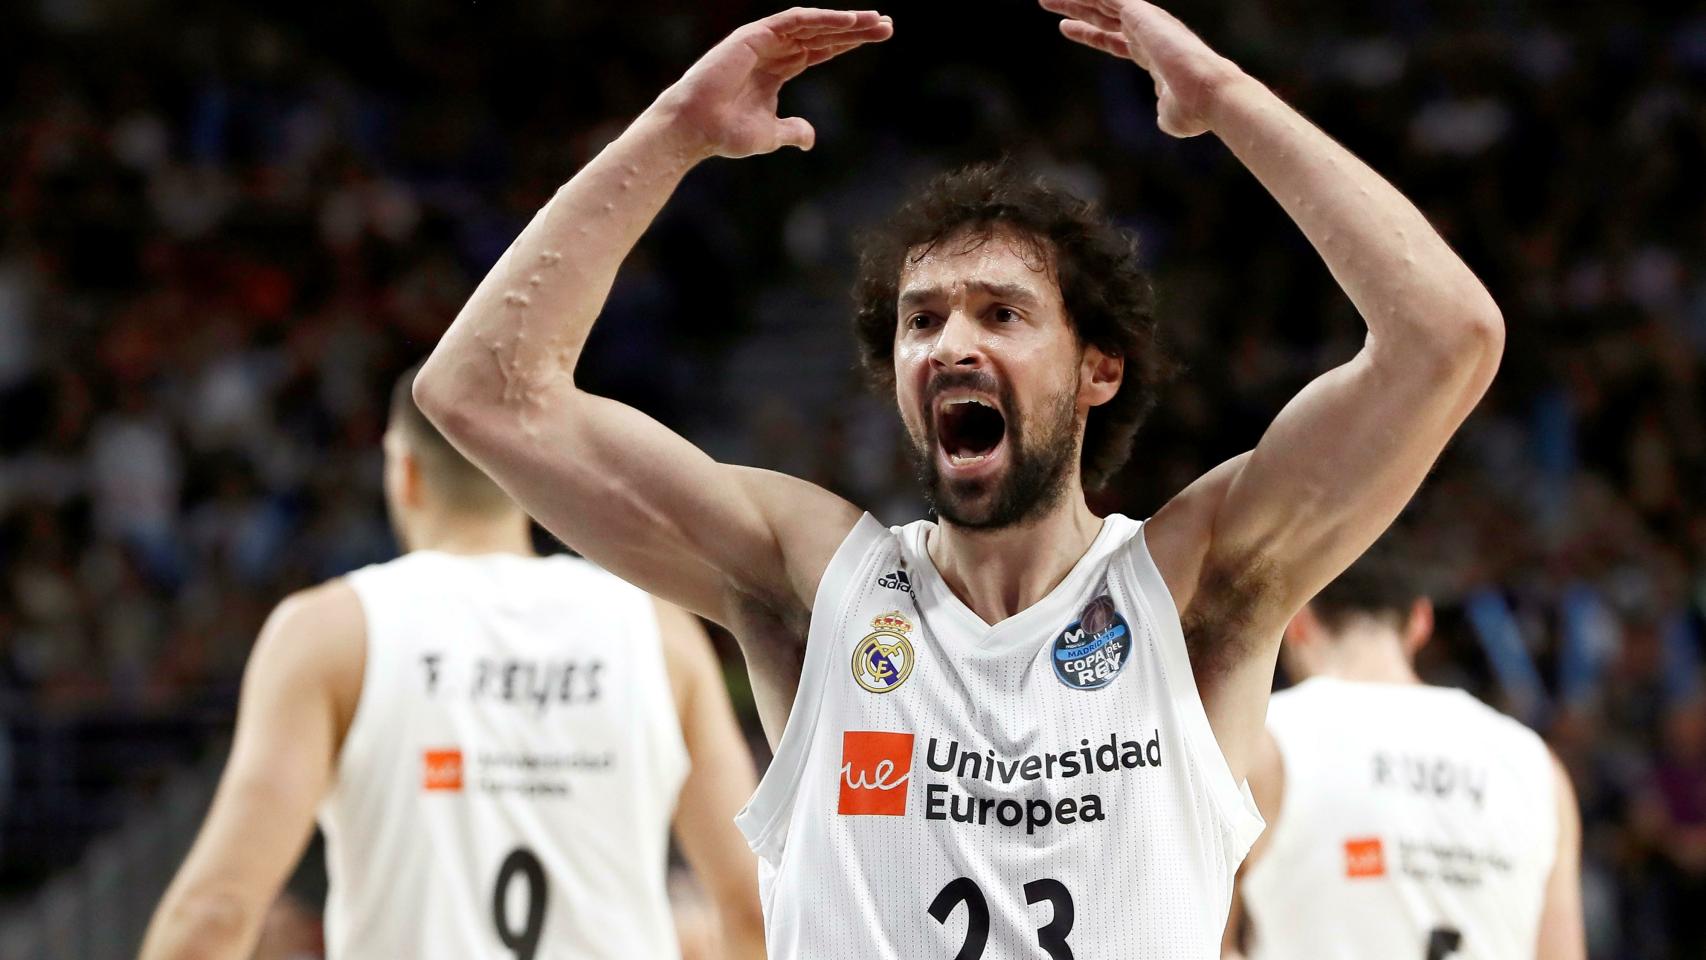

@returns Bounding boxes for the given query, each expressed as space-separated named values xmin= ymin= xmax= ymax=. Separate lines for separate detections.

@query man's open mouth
xmin=935 ymin=395 xmax=1008 ymax=468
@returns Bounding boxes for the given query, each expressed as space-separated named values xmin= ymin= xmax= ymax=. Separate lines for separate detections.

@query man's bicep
xmin=1205 ymin=348 xmax=1485 ymax=612
xmin=445 ymin=386 xmax=857 ymax=625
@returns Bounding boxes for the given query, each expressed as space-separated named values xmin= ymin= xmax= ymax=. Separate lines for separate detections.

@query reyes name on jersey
xmin=737 ymin=514 xmax=1265 ymax=960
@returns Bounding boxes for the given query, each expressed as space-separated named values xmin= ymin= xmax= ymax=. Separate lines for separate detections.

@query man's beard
xmin=909 ymin=374 xmax=1080 ymax=530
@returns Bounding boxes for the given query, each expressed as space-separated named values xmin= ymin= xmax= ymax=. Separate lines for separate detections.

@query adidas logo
xmin=876 ymin=570 xmax=912 ymax=593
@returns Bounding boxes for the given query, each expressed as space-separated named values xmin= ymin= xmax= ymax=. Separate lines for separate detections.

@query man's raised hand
xmin=654 ymin=8 xmax=892 ymax=160
xmin=1039 ymin=0 xmax=1240 ymax=139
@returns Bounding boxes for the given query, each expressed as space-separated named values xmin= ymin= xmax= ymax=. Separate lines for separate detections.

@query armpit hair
xmin=1180 ymin=553 xmax=1284 ymax=683
xmin=724 ymin=583 xmax=811 ymax=688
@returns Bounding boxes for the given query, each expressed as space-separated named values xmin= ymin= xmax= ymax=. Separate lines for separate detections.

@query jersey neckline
xmin=895 ymin=513 xmax=1135 ymax=655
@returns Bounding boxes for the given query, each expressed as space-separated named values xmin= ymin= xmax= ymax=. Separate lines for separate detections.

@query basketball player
xmin=139 ymin=366 xmax=765 ymax=960
xmin=413 ymin=2 xmax=1505 ymax=955
xmin=1222 ymin=547 xmax=1585 ymax=960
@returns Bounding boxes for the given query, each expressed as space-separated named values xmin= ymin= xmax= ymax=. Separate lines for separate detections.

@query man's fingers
xmin=773 ymin=116 xmax=817 ymax=152
xmin=774 ymin=9 xmax=887 ymax=39
xmin=801 ymin=18 xmax=893 ymax=44
xmin=1038 ymin=0 xmax=1122 ymax=33
xmin=761 ymin=30 xmax=889 ymax=79
xmin=1058 ymin=19 xmax=1134 ymax=61
xmin=761 ymin=18 xmax=891 ymax=75
xmin=802 ymin=37 xmax=878 ymax=67
xmin=763 ymin=7 xmax=862 ymax=34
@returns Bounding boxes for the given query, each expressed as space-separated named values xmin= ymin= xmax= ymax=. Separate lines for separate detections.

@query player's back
xmin=1242 ymin=677 xmax=1556 ymax=960
xmin=318 ymin=551 xmax=688 ymax=960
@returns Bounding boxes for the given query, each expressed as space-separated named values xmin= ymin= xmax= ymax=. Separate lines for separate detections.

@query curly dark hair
xmin=852 ymin=162 xmax=1173 ymax=490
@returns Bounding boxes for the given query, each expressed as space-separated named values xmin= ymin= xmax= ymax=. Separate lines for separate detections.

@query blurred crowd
xmin=2 ymin=0 xmax=1705 ymax=955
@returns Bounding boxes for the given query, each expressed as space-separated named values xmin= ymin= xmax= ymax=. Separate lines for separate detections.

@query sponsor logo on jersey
xmin=876 ymin=569 xmax=912 ymax=593
xmin=1051 ymin=595 xmax=1132 ymax=691
xmin=839 ymin=730 xmax=914 ymax=816
xmin=423 ymin=748 xmax=464 ymax=792
xmin=923 ymin=732 xmax=1163 ymax=834
xmin=835 ymin=729 xmax=1166 ymax=831
xmin=1344 ymin=837 xmax=1386 ymax=878
xmin=852 ymin=611 xmax=916 ymax=694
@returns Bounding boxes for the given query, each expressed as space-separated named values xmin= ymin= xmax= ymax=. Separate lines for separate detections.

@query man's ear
xmin=1403 ymin=597 xmax=1434 ymax=659
xmin=1081 ymin=344 xmax=1124 ymax=408
xmin=1279 ymin=604 xmax=1323 ymax=681
xmin=400 ymin=450 xmax=426 ymax=509
xmin=1285 ymin=605 xmax=1322 ymax=648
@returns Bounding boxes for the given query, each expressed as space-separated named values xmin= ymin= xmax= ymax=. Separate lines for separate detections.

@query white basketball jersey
xmin=737 ymin=514 xmax=1265 ymax=960
xmin=1241 ymin=678 xmax=1557 ymax=960
xmin=319 ymin=551 xmax=689 ymax=960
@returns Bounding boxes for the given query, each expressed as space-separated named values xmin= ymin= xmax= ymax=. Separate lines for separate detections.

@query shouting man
xmin=416 ymin=3 xmax=1504 ymax=957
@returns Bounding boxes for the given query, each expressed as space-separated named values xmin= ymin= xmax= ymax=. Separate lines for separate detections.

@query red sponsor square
xmin=423 ymin=748 xmax=464 ymax=792
xmin=838 ymin=731 xmax=913 ymax=816
xmin=1344 ymin=836 xmax=1385 ymax=878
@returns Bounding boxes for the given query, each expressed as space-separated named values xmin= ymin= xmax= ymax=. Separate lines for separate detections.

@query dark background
xmin=2 ymin=0 xmax=1705 ymax=956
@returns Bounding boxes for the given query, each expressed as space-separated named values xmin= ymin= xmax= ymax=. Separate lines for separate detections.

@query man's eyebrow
xmin=968 ymin=281 xmax=1040 ymax=308
xmin=897 ymin=281 xmax=1040 ymax=310
xmin=898 ymin=285 xmax=945 ymax=310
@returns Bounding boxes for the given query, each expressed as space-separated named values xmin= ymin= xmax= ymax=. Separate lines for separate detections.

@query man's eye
xmin=995 ymin=307 xmax=1020 ymax=323
xmin=907 ymin=313 xmax=935 ymax=330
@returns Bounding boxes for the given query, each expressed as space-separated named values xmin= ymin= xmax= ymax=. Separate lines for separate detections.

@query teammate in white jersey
xmin=140 ymin=367 xmax=766 ymax=960
xmin=415 ymin=2 xmax=1505 ymax=956
xmin=1223 ymin=545 xmax=1585 ymax=960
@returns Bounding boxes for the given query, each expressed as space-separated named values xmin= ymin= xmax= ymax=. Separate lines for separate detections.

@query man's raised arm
xmin=1043 ymin=0 xmax=1503 ymax=774
xmin=415 ymin=9 xmax=889 ymax=630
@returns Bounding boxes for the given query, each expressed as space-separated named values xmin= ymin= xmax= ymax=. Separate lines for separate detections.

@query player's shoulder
xmin=265 ymin=578 xmax=366 ymax=643
xmin=248 ymin=578 xmax=366 ymax=695
xmin=1143 ymin=452 xmax=1254 ymax=612
xmin=730 ymin=464 xmax=868 ymax=607
xmin=1444 ymin=687 xmax=1551 ymax=755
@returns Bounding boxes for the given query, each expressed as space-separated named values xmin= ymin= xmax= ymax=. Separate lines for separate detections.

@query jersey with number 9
xmin=319 ymin=552 xmax=689 ymax=959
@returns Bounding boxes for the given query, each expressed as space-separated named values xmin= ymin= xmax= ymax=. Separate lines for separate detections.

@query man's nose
xmin=929 ymin=311 xmax=984 ymax=369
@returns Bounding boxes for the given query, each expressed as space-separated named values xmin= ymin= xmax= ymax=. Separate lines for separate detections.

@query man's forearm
xmin=139 ymin=888 xmax=261 ymax=960
xmin=1206 ymin=75 xmax=1502 ymax=354
xmin=418 ymin=105 xmax=706 ymax=416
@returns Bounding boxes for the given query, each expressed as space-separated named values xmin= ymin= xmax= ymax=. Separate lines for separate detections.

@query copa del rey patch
xmin=1051 ymin=595 xmax=1132 ymax=691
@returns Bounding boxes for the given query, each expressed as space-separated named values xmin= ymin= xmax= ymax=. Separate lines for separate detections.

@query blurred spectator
xmin=1634 ymin=698 xmax=1706 ymax=956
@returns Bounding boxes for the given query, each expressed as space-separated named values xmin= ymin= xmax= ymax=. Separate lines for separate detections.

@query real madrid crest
xmin=852 ymin=611 xmax=916 ymax=694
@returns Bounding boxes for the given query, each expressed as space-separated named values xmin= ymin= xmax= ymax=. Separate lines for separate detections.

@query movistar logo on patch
xmin=1052 ymin=595 xmax=1132 ymax=691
